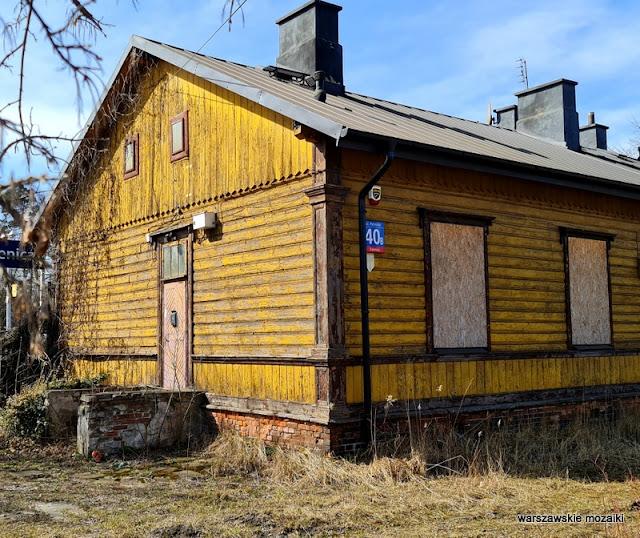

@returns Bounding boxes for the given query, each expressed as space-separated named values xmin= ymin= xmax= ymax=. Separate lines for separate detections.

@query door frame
xmin=155 ymin=226 xmax=193 ymax=387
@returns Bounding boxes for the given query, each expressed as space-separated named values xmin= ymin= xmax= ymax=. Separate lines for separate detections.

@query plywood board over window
xmin=421 ymin=210 xmax=493 ymax=354
xmin=562 ymin=229 xmax=614 ymax=348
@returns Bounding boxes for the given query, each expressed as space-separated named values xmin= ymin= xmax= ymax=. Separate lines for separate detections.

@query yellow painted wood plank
xmin=352 ymin=366 xmax=363 ymax=404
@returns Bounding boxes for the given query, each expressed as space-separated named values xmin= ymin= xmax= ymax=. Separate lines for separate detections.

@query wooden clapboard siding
xmin=342 ymin=149 xmax=640 ymax=356
xmin=57 ymin=219 xmax=158 ymax=355
xmin=56 ymin=58 xmax=315 ymax=367
xmin=59 ymin=61 xmax=313 ymax=236
xmin=342 ymin=148 xmax=640 ymax=401
xmin=192 ymin=177 xmax=315 ymax=358
xmin=193 ymin=363 xmax=316 ymax=404
xmin=346 ymin=354 xmax=640 ymax=404
xmin=70 ymin=358 xmax=157 ymax=386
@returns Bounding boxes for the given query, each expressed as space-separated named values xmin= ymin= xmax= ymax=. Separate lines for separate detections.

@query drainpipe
xmin=358 ymin=141 xmax=396 ymax=445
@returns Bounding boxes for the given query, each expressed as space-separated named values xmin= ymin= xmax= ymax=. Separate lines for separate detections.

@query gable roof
xmin=43 ymin=35 xmax=640 ymax=225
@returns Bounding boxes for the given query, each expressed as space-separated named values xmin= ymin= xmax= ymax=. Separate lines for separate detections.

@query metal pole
xmin=5 ymin=284 xmax=11 ymax=331
xmin=39 ymin=268 xmax=44 ymax=309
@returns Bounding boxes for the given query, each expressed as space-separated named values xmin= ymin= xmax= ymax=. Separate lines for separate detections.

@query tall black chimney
xmin=276 ymin=0 xmax=344 ymax=95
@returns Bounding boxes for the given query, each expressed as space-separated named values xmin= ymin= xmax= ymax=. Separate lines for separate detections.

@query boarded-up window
xmin=421 ymin=210 xmax=493 ymax=352
xmin=564 ymin=233 xmax=613 ymax=347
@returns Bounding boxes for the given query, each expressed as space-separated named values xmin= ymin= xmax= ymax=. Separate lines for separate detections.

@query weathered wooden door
xmin=162 ymin=280 xmax=188 ymax=389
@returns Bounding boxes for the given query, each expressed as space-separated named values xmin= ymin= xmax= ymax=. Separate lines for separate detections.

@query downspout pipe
xmin=358 ymin=141 xmax=396 ymax=446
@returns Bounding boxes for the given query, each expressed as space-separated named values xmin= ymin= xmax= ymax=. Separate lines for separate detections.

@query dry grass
xmin=1 ymin=414 xmax=640 ymax=537
xmin=370 ymin=410 xmax=640 ymax=481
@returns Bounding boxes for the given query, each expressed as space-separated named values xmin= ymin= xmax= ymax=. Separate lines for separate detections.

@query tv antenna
xmin=517 ymin=58 xmax=529 ymax=89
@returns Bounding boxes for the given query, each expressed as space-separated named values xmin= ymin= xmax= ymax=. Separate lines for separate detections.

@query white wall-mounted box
xmin=193 ymin=212 xmax=217 ymax=230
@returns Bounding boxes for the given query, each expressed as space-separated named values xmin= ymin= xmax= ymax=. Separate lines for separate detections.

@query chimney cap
xmin=494 ymin=104 xmax=517 ymax=114
xmin=514 ymin=78 xmax=577 ymax=97
xmin=579 ymin=123 xmax=609 ymax=131
xmin=276 ymin=0 xmax=342 ymax=25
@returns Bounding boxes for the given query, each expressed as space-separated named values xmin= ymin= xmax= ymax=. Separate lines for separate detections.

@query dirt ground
xmin=0 ymin=442 xmax=638 ymax=537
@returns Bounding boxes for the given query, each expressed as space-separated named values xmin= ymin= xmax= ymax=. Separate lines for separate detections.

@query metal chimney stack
xmin=579 ymin=111 xmax=609 ymax=150
xmin=515 ymin=79 xmax=580 ymax=151
xmin=276 ymin=0 xmax=345 ymax=95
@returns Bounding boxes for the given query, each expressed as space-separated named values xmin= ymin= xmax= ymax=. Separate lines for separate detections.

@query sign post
xmin=5 ymin=285 xmax=10 ymax=331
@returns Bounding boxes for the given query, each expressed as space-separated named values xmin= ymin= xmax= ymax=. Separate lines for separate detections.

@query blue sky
xmin=2 ymin=0 xmax=640 ymax=181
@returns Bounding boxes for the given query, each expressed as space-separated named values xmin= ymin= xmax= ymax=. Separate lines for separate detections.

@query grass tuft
xmin=204 ymin=409 xmax=640 ymax=484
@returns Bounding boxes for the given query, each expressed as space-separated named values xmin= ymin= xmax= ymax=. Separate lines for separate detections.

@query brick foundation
xmin=206 ymin=395 xmax=640 ymax=454
xmin=207 ymin=409 xmax=335 ymax=452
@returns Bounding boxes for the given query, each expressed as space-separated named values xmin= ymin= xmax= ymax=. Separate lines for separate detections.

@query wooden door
xmin=162 ymin=280 xmax=188 ymax=389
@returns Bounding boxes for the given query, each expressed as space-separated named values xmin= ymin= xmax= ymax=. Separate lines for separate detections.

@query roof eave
xmin=34 ymin=36 xmax=145 ymax=229
xmin=34 ymin=36 xmax=347 ymax=229
xmin=338 ymin=131 xmax=640 ymax=202
xmin=139 ymin=38 xmax=346 ymax=141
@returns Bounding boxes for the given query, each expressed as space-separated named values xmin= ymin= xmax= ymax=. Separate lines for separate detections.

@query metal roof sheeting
xmin=140 ymin=37 xmax=640 ymax=191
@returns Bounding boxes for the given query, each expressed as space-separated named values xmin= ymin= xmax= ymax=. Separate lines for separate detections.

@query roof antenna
xmin=486 ymin=102 xmax=494 ymax=125
xmin=517 ymin=58 xmax=529 ymax=89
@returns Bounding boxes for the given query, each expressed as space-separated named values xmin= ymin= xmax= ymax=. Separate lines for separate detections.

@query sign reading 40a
xmin=365 ymin=221 xmax=385 ymax=253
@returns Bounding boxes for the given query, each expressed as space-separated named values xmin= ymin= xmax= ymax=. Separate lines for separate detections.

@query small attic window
xmin=123 ymin=134 xmax=139 ymax=179
xmin=170 ymin=111 xmax=189 ymax=162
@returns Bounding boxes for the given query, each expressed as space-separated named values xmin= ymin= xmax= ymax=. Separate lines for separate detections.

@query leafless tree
xmin=0 ymin=1 xmax=115 ymax=246
xmin=222 ymin=0 xmax=246 ymax=32
xmin=0 ymin=0 xmax=120 ymax=372
xmin=1 ymin=1 xmax=244 ymax=380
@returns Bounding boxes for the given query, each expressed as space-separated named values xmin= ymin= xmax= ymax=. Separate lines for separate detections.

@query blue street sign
xmin=365 ymin=221 xmax=385 ymax=253
xmin=0 ymin=240 xmax=33 ymax=269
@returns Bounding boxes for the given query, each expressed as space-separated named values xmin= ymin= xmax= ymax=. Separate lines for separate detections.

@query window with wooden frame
xmin=162 ymin=241 xmax=187 ymax=280
xmin=123 ymin=134 xmax=139 ymax=179
xmin=420 ymin=209 xmax=493 ymax=354
xmin=561 ymin=228 xmax=614 ymax=349
xmin=170 ymin=111 xmax=189 ymax=162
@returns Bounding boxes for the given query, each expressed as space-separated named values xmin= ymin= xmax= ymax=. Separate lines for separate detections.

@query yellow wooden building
xmin=39 ymin=1 xmax=640 ymax=451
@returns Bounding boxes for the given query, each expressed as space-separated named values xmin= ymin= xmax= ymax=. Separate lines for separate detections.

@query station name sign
xmin=0 ymin=240 xmax=33 ymax=269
